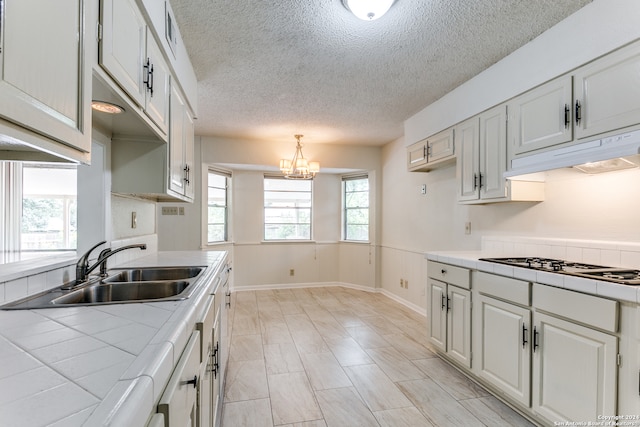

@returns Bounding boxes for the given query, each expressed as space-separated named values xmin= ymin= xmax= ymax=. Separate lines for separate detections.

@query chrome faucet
xmin=71 ymin=241 xmax=146 ymax=286
xmin=93 ymin=244 xmax=147 ymax=277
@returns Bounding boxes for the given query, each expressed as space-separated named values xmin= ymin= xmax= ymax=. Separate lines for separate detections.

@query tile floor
xmin=221 ymin=286 xmax=536 ymax=427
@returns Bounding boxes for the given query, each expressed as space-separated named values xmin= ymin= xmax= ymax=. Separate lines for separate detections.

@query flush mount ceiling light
xmin=279 ymin=135 xmax=320 ymax=180
xmin=91 ymin=100 xmax=125 ymax=114
xmin=342 ymin=0 xmax=395 ymax=21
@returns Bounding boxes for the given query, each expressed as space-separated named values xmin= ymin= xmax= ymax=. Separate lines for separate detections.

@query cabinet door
xmin=509 ymin=76 xmax=573 ymax=156
xmin=144 ymin=29 xmax=170 ymax=134
xmin=158 ymin=331 xmax=201 ymax=427
xmin=427 ymin=279 xmax=447 ymax=353
xmin=169 ymin=85 xmax=187 ymax=196
xmin=446 ymin=285 xmax=471 ymax=368
xmin=532 ymin=312 xmax=617 ymax=424
xmin=428 ymin=129 xmax=454 ymax=163
xmin=479 ymin=105 xmax=507 ymax=200
xmin=100 ymin=0 xmax=146 ymax=107
xmin=407 ymin=139 xmax=428 ymax=171
xmin=0 ymin=0 xmax=90 ymax=153
xmin=574 ymin=42 xmax=640 ymax=140
xmin=183 ymin=109 xmax=195 ymax=200
xmin=455 ymin=117 xmax=480 ymax=202
xmin=476 ymin=295 xmax=531 ymax=406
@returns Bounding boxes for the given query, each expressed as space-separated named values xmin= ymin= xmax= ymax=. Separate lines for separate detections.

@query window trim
xmin=206 ymin=168 xmax=230 ymax=244
xmin=342 ymin=174 xmax=370 ymax=243
xmin=263 ymin=175 xmax=313 ymax=241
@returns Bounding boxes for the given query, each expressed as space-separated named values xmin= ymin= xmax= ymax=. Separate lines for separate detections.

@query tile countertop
xmin=0 ymin=250 xmax=227 ymax=427
xmin=426 ymin=251 xmax=640 ymax=305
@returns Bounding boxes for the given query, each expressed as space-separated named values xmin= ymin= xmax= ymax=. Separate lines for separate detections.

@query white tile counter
xmin=0 ymin=250 xmax=227 ymax=426
xmin=426 ymin=250 xmax=640 ymax=304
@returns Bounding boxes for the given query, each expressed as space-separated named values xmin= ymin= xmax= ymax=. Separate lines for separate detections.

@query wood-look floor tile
xmin=279 ymin=300 xmax=305 ymax=315
xmin=361 ymin=315 xmax=405 ymax=336
xmin=365 ymin=347 xmax=425 ymax=382
xmin=315 ymin=387 xmax=379 ymax=427
xmin=397 ymin=378 xmax=483 ymax=426
xmin=344 ymin=364 xmax=412 ymax=411
xmin=299 ymin=352 xmax=352 ymax=390
xmin=224 ymin=359 xmax=269 ymax=402
xmin=373 ymin=407 xmax=435 ymax=427
xmin=381 ymin=333 xmax=435 ymax=361
xmin=229 ymin=334 xmax=264 ymax=361
xmin=278 ymin=420 xmax=327 ymax=427
xmin=460 ymin=396 xmax=536 ymax=427
xmin=345 ymin=325 xmax=391 ymax=349
xmin=231 ymin=313 xmax=260 ymax=336
xmin=310 ymin=318 xmax=350 ymax=340
xmin=327 ymin=310 xmax=366 ymax=328
xmin=413 ymin=357 xmax=490 ymax=400
xmin=261 ymin=319 xmax=294 ymax=346
xmin=268 ymin=372 xmax=323 ymax=425
xmin=222 ymin=398 xmax=273 ymax=427
xmin=264 ymin=343 xmax=304 ymax=375
xmin=324 ymin=336 xmax=373 ymax=367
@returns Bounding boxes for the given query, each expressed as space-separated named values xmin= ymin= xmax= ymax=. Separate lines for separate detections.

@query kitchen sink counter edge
xmin=0 ymin=250 xmax=228 ymax=427
xmin=425 ymin=250 xmax=640 ymax=304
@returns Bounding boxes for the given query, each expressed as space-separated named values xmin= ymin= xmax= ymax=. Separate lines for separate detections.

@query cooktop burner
xmin=479 ymin=257 xmax=640 ymax=285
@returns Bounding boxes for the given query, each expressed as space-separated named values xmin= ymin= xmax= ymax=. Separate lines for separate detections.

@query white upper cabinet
xmin=99 ymin=0 xmax=170 ymax=135
xmin=574 ymin=41 xmax=640 ymax=140
xmin=508 ymin=76 xmax=573 ymax=156
xmin=407 ymin=128 xmax=454 ymax=172
xmin=455 ymin=117 xmax=480 ymax=202
xmin=479 ymin=105 xmax=508 ymax=200
xmin=169 ymin=84 xmax=194 ymax=201
xmin=0 ymin=0 xmax=91 ymax=160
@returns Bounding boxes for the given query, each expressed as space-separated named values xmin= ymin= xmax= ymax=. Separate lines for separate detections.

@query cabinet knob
xmin=441 ymin=269 xmax=447 ymax=275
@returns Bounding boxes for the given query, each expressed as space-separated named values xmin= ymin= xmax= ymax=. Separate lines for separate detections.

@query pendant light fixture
xmin=342 ymin=0 xmax=395 ymax=21
xmin=279 ymin=135 xmax=320 ymax=180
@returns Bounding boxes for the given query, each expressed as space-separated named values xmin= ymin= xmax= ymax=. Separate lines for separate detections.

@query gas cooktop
xmin=479 ymin=257 xmax=640 ymax=285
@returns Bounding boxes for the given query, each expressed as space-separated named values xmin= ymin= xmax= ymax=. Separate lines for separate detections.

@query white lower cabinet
xmin=476 ymin=294 xmax=531 ymax=406
xmin=427 ymin=261 xmax=471 ymax=368
xmin=158 ymin=331 xmax=201 ymax=427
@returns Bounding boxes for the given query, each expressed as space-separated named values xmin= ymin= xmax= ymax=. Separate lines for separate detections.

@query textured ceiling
xmin=170 ymin=0 xmax=592 ymax=146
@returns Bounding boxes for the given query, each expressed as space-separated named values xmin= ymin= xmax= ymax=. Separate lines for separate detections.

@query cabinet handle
xmin=143 ymin=58 xmax=151 ymax=90
xmin=446 ymin=296 xmax=451 ymax=312
xmin=564 ymin=104 xmax=570 ymax=128
xmin=441 ymin=294 xmax=446 ymax=311
xmin=533 ymin=326 xmax=539 ymax=352
xmin=575 ymin=100 xmax=581 ymax=125
xmin=212 ymin=342 xmax=219 ymax=379
xmin=226 ymin=291 xmax=231 ymax=308
xmin=183 ymin=165 xmax=190 ymax=185
xmin=149 ymin=63 xmax=154 ymax=96
xmin=522 ymin=323 xmax=528 ymax=348
xmin=478 ymin=173 xmax=483 ymax=189
xmin=184 ymin=375 xmax=197 ymax=388
xmin=473 ymin=173 xmax=478 ymax=190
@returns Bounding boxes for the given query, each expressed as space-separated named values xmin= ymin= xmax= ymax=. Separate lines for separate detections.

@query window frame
xmin=342 ymin=174 xmax=370 ymax=242
xmin=263 ymin=175 xmax=313 ymax=241
xmin=206 ymin=168 xmax=230 ymax=244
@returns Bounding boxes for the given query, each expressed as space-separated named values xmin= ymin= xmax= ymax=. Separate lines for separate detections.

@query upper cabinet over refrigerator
xmin=0 ymin=0 xmax=91 ymax=163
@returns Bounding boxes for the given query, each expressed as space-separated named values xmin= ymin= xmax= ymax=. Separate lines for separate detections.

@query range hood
xmin=505 ymin=128 xmax=640 ymax=178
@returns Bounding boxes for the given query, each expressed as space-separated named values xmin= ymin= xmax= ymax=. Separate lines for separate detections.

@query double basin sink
xmin=1 ymin=266 xmax=206 ymax=309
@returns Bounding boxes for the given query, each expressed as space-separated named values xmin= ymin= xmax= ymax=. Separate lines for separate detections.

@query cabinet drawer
xmin=532 ymin=284 xmax=618 ymax=333
xmin=158 ymin=331 xmax=201 ymax=426
xmin=474 ymin=271 xmax=530 ymax=306
xmin=428 ymin=261 xmax=470 ymax=289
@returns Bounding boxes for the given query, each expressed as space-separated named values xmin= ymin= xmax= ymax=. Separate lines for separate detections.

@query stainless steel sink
xmin=51 ymin=281 xmax=191 ymax=304
xmin=0 ymin=265 xmax=207 ymax=309
xmin=103 ymin=267 xmax=203 ymax=283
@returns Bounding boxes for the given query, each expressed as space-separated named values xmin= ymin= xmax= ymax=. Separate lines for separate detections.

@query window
xmin=343 ymin=175 xmax=369 ymax=241
xmin=264 ymin=177 xmax=312 ymax=240
xmin=207 ymin=169 xmax=229 ymax=243
xmin=1 ymin=162 xmax=77 ymax=254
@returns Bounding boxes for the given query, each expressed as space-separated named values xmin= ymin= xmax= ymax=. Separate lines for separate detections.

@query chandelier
xmin=279 ymin=135 xmax=320 ymax=180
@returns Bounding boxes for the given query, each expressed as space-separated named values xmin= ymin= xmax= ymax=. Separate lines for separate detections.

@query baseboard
xmin=231 ymin=281 xmax=426 ymax=317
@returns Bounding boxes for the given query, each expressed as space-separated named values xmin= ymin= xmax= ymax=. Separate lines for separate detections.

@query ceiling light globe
xmin=343 ymin=0 xmax=395 ymax=21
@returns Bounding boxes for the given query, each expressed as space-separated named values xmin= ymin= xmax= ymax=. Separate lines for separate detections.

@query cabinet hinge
xmin=97 ymin=22 xmax=103 ymax=41
xmin=617 ymin=353 xmax=622 ymax=366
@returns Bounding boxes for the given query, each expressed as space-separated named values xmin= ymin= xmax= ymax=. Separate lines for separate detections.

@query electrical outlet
xmin=465 ymin=222 xmax=471 ymax=235
xmin=400 ymin=278 xmax=404 ymax=287
xmin=179 ymin=207 xmax=185 ymax=215
xmin=405 ymin=280 xmax=409 ymax=288
xmin=162 ymin=206 xmax=179 ymax=215
xmin=289 ymin=269 xmax=295 ymax=276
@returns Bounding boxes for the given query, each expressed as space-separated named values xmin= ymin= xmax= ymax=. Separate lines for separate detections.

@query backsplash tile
xmin=482 ymin=236 xmax=640 ymax=268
